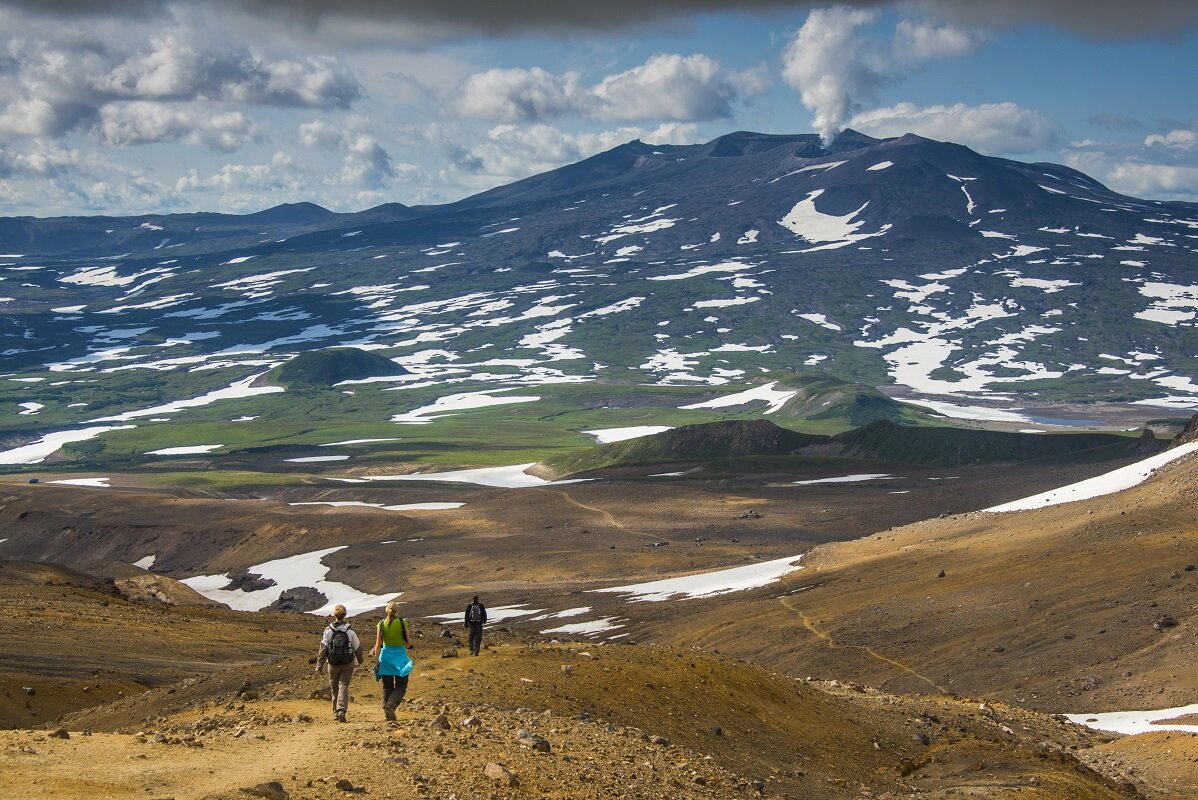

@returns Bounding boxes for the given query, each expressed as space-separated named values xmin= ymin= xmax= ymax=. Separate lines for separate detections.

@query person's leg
xmin=381 ymin=674 xmax=395 ymax=719
xmin=384 ymin=675 xmax=408 ymax=716
xmin=334 ymin=664 xmax=354 ymax=719
xmin=326 ymin=664 xmax=338 ymax=716
xmin=469 ymin=623 xmax=482 ymax=655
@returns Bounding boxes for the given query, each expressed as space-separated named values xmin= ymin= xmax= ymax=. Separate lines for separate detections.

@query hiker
xmin=315 ymin=604 xmax=363 ymax=723
xmin=464 ymin=594 xmax=487 ymax=656
xmin=370 ymin=600 xmax=414 ymax=721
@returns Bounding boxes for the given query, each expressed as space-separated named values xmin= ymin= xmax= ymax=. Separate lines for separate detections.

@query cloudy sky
xmin=0 ymin=0 xmax=1195 ymax=216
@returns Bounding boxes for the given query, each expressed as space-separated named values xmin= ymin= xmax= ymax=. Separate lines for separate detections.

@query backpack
xmin=468 ymin=603 xmax=483 ymax=623
xmin=327 ymin=624 xmax=354 ymax=665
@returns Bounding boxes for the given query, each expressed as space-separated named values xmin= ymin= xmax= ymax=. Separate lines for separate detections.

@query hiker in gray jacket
xmin=316 ymin=604 xmax=363 ymax=722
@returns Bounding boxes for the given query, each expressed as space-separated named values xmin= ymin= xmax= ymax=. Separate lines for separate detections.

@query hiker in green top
xmin=370 ymin=600 xmax=414 ymax=721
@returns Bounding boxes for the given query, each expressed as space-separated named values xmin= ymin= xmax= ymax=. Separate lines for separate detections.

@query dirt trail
xmin=1 ymin=635 xmax=1152 ymax=800
xmin=777 ymin=593 xmax=949 ymax=694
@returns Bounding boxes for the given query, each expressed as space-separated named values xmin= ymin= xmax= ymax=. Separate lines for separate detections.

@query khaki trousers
xmin=327 ymin=662 xmax=355 ymax=714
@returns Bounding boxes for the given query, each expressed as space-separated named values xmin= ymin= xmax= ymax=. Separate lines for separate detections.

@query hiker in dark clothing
xmin=464 ymin=594 xmax=487 ymax=656
xmin=370 ymin=600 xmax=414 ymax=721
xmin=316 ymin=604 xmax=363 ymax=722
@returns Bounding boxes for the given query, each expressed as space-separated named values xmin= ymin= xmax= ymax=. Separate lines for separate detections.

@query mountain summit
xmin=0 ymin=130 xmax=1195 ymax=411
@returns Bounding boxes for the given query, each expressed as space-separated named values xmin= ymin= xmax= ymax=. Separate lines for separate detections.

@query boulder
xmin=240 ymin=782 xmax=290 ymax=800
xmin=484 ymin=763 xmax=519 ymax=787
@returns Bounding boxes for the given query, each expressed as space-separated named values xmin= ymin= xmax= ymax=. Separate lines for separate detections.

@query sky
xmin=0 ymin=0 xmax=1195 ymax=217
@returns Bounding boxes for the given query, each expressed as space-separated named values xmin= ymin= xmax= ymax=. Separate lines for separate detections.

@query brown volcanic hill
xmin=655 ymin=444 xmax=1198 ymax=719
xmin=0 ymin=566 xmax=1134 ymax=800
xmin=1173 ymin=412 xmax=1198 ymax=446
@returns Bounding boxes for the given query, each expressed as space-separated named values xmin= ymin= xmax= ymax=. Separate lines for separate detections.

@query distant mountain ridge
xmin=1 ymin=128 xmax=1195 ymax=418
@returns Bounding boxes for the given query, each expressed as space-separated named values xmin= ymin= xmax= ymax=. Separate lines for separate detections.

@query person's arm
xmin=481 ymin=604 xmax=487 ymax=625
xmin=371 ymin=622 xmax=383 ymax=661
xmin=315 ymin=628 xmax=328 ymax=672
xmin=353 ymin=630 xmax=364 ymax=665
xmin=464 ymin=605 xmax=470 ymax=628
xmin=403 ymin=618 xmax=413 ymax=647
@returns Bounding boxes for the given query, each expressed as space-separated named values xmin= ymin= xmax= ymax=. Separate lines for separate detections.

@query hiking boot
xmin=384 ymin=709 xmax=396 ymax=722
xmin=335 ymin=710 xmax=347 ymax=723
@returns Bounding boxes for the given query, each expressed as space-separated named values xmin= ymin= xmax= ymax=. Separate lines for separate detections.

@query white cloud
xmin=90 ymin=36 xmax=360 ymax=109
xmin=849 ymin=101 xmax=1058 ymax=154
xmin=0 ymin=142 xmax=80 ymax=179
xmin=781 ymin=10 xmax=984 ymax=143
xmin=0 ymin=97 xmax=60 ymax=136
xmin=892 ymin=19 xmax=982 ymax=62
xmin=592 ymin=54 xmax=742 ymax=122
xmin=456 ymin=67 xmax=585 ymax=121
xmin=340 ymin=133 xmax=396 ymax=188
xmin=1146 ymin=128 xmax=1197 ymax=150
xmin=455 ymin=53 xmax=758 ymax=123
xmin=298 ymin=118 xmax=345 ymax=149
xmin=1062 ymin=144 xmax=1198 ymax=201
xmin=298 ymin=117 xmax=406 ymax=189
xmin=98 ymin=102 xmax=259 ymax=151
xmin=174 ymin=150 xmax=305 ymax=202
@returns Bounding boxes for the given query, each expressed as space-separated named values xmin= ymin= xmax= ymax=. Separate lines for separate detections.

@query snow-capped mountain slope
xmin=1 ymin=130 xmax=1196 ymax=413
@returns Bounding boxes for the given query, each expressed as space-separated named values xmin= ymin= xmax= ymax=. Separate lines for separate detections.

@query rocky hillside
xmin=0 ymin=561 xmax=1138 ymax=799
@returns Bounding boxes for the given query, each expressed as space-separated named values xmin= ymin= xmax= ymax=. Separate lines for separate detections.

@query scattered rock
xmin=310 ymin=687 xmax=332 ymax=701
xmin=530 ymin=737 xmax=551 ymax=753
xmin=240 ymin=781 xmax=290 ymax=800
xmin=334 ymin=778 xmax=364 ymax=793
xmin=938 ymin=570 xmax=946 ymax=578
xmin=442 ymin=648 xmax=458 ymax=659
xmin=461 ymin=716 xmax=481 ymax=728
xmin=649 ymin=735 xmax=671 ymax=746
xmin=21 ymin=686 xmax=35 ymax=696
xmin=484 ymin=763 xmax=518 ymax=787
xmin=429 ymin=714 xmax=450 ymax=730
xmin=268 ymin=587 xmax=328 ymax=613
xmin=224 ymin=572 xmax=277 ymax=592
xmin=1153 ymin=615 xmax=1178 ymax=631
xmin=49 ymin=728 xmax=69 ymax=739
xmin=561 ymin=664 xmax=575 ymax=675
xmin=913 ymin=732 xmax=931 ymax=746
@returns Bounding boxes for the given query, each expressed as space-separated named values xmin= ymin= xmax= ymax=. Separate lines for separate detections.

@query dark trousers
xmin=467 ymin=622 xmax=484 ymax=655
xmin=382 ymin=674 xmax=408 ymax=712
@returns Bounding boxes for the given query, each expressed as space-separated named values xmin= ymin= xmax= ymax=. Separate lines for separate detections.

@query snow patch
xmin=1067 ymin=704 xmax=1198 ymax=736
xmin=584 ymin=426 xmax=673 ymax=444
xmin=147 ymin=444 xmax=222 ymax=455
xmin=680 ymin=382 xmax=796 ymax=414
xmin=183 ymin=545 xmax=399 ymax=616
xmin=592 ymin=554 xmax=804 ymax=602
xmin=985 ymin=443 xmax=1198 ymax=513
xmin=777 ymin=190 xmax=890 ymax=251
xmin=795 ymin=474 xmax=892 ymax=485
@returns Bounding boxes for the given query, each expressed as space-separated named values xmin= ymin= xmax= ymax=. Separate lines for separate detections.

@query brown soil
xmin=0 ymin=624 xmax=1136 ymax=800
xmin=0 ymin=448 xmax=1195 ymax=796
